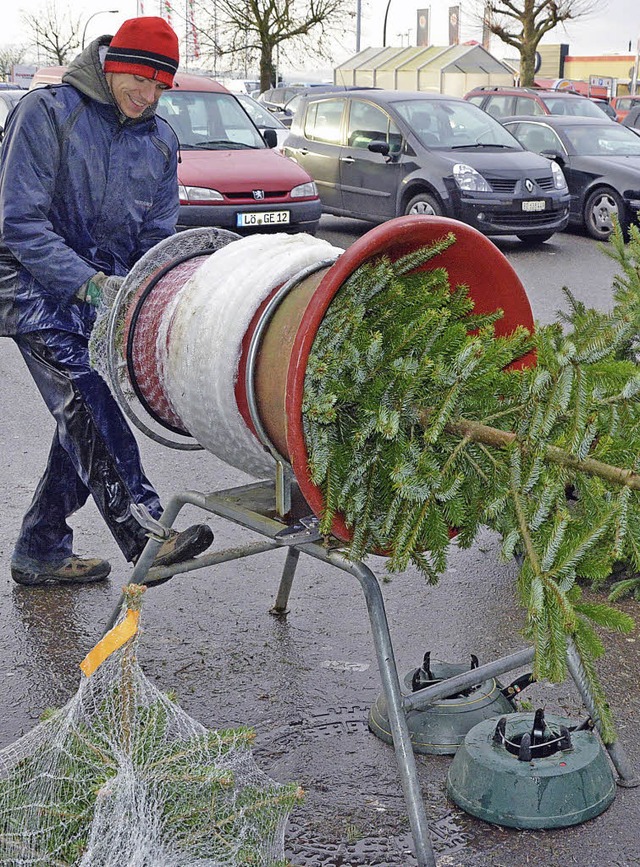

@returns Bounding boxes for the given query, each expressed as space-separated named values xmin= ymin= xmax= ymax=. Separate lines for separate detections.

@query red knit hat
xmin=104 ymin=17 xmax=179 ymax=88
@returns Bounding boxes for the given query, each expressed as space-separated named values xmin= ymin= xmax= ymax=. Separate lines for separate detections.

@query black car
xmin=501 ymin=115 xmax=640 ymax=240
xmin=283 ymin=89 xmax=570 ymax=244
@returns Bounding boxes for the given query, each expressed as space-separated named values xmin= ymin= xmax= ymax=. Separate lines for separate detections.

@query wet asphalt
xmin=0 ymin=226 xmax=639 ymax=866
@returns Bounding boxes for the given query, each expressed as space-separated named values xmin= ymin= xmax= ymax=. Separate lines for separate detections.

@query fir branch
xmin=442 ymin=416 xmax=640 ymax=490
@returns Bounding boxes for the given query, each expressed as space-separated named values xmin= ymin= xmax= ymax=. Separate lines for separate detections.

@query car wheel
xmin=517 ymin=232 xmax=555 ymax=245
xmin=583 ymin=188 xmax=624 ymax=240
xmin=405 ymin=192 xmax=443 ymax=218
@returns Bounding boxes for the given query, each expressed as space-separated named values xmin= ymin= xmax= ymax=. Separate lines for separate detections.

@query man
xmin=0 ymin=17 xmax=213 ymax=586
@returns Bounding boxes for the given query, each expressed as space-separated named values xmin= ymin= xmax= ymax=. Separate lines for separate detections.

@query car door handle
xmin=340 ymin=155 xmax=355 ymax=164
xmin=298 ymin=147 xmax=309 ymax=156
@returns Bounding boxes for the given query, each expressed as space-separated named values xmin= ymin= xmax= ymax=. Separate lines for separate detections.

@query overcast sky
xmin=4 ymin=0 xmax=640 ymax=71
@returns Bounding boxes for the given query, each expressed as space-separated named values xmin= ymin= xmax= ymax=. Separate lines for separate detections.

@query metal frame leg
xmin=270 ymin=547 xmax=300 ymax=615
xmin=565 ymin=638 xmax=640 ymax=787
xmin=99 ymin=483 xmax=445 ymax=864
xmin=293 ymin=544 xmax=437 ymax=867
xmin=349 ymin=557 xmax=436 ymax=867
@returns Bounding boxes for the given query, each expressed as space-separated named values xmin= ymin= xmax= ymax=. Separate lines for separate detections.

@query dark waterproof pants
xmin=12 ymin=329 xmax=162 ymax=565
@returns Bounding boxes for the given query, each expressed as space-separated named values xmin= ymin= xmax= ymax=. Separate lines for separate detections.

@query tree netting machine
xmin=96 ymin=218 xmax=639 ymax=867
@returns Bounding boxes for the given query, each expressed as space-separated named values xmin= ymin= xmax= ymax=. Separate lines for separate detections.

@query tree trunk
xmin=519 ymin=2 xmax=538 ymax=86
xmin=259 ymin=43 xmax=275 ymax=93
xmin=519 ymin=44 xmax=537 ymax=86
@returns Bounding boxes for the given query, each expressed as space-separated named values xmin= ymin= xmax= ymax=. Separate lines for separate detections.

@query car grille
xmin=490 ymin=179 xmax=517 ymax=193
xmin=489 ymin=175 xmax=555 ymax=193
xmin=487 ymin=210 xmax=559 ymax=226
xmin=225 ymin=191 xmax=289 ymax=201
xmin=534 ymin=176 xmax=555 ymax=191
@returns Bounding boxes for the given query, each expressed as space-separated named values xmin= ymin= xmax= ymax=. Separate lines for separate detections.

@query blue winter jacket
xmin=0 ymin=37 xmax=179 ymax=337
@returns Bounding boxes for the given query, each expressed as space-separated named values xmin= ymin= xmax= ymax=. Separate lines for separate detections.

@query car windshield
xmin=157 ymin=90 xmax=265 ymax=149
xmin=393 ymin=99 xmax=520 ymax=149
xmin=562 ymin=123 xmax=640 ymax=156
xmin=540 ymin=96 xmax=605 ymax=118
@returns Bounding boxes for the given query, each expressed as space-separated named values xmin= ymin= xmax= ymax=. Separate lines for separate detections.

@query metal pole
xmin=324 ymin=552 xmax=437 ymax=867
xmin=382 ymin=0 xmax=392 ymax=47
xmin=185 ymin=0 xmax=189 ymax=69
xmin=271 ymin=547 xmax=300 ymax=614
xmin=81 ymin=9 xmax=119 ymax=50
xmin=355 ymin=0 xmax=361 ymax=52
xmin=565 ymin=638 xmax=640 ymax=786
xmin=213 ymin=0 xmax=218 ymax=77
xmin=403 ymin=646 xmax=535 ymax=711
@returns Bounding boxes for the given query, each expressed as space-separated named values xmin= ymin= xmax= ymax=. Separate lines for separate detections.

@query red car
xmin=30 ymin=69 xmax=321 ymax=234
xmin=609 ymin=95 xmax=640 ymax=123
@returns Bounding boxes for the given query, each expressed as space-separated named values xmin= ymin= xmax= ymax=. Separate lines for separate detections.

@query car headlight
xmin=290 ymin=181 xmax=318 ymax=198
xmin=453 ymin=163 xmax=492 ymax=192
xmin=550 ymin=161 xmax=568 ymax=191
xmin=179 ymin=184 xmax=224 ymax=203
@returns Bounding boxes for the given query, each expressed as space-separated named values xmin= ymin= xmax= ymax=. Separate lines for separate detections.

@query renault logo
xmin=252 ymin=190 xmax=265 ymax=200
xmin=524 ymin=178 xmax=535 ymax=193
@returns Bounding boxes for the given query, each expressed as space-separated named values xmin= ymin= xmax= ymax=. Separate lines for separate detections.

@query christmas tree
xmin=303 ymin=222 xmax=640 ymax=743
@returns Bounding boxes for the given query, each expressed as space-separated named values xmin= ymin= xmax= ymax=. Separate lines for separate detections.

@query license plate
xmin=522 ymin=200 xmax=546 ymax=212
xmin=237 ymin=210 xmax=290 ymax=227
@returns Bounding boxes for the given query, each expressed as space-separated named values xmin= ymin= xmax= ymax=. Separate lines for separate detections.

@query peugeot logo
xmin=524 ymin=178 xmax=535 ymax=193
xmin=252 ymin=189 xmax=265 ymax=200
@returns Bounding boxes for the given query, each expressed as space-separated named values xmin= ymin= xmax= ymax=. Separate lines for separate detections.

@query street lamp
xmin=81 ymin=10 xmax=120 ymax=50
xmin=382 ymin=0 xmax=392 ymax=47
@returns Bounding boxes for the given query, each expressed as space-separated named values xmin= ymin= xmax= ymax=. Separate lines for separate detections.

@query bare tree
xmin=22 ymin=3 xmax=82 ymax=66
xmin=192 ymin=0 xmax=352 ymax=90
xmin=482 ymin=0 xmax=598 ymax=86
xmin=0 ymin=47 xmax=27 ymax=82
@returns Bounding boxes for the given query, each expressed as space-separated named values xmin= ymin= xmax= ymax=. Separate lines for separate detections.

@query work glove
xmin=76 ymin=272 xmax=126 ymax=307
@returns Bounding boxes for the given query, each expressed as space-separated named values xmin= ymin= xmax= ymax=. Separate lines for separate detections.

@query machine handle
xmin=501 ymin=672 xmax=536 ymax=704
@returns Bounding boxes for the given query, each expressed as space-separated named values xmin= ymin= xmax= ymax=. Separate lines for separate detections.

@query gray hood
xmin=62 ymin=37 xmax=158 ymax=123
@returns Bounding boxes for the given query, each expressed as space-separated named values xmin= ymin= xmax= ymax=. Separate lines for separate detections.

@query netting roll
xmin=0 ymin=586 xmax=301 ymax=866
xmin=88 ymin=230 xmax=343 ymax=470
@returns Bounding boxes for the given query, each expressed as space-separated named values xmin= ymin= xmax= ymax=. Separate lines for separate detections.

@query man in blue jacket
xmin=0 ymin=17 xmax=213 ymax=586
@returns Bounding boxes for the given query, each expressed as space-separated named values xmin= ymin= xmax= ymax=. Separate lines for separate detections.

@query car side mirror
xmin=262 ymin=128 xmax=278 ymax=148
xmin=540 ymin=149 xmax=565 ymax=167
xmin=368 ymin=140 xmax=390 ymax=156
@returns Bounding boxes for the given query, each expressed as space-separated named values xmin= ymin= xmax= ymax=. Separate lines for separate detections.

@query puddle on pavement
xmin=284 ymin=811 xmax=473 ymax=866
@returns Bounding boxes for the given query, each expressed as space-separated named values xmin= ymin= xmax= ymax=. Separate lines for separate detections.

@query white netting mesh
xmin=88 ymin=229 xmax=343 ymax=463
xmin=88 ymin=228 xmax=243 ymax=451
xmin=156 ymin=233 xmax=342 ymax=477
xmin=0 ymin=587 xmax=300 ymax=866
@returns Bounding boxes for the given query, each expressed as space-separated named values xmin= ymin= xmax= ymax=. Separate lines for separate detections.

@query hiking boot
xmin=138 ymin=524 xmax=214 ymax=587
xmin=11 ymin=555 xmax=111 ymax=587
xmin=151 ymin=524 xmax=214 ymax=568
